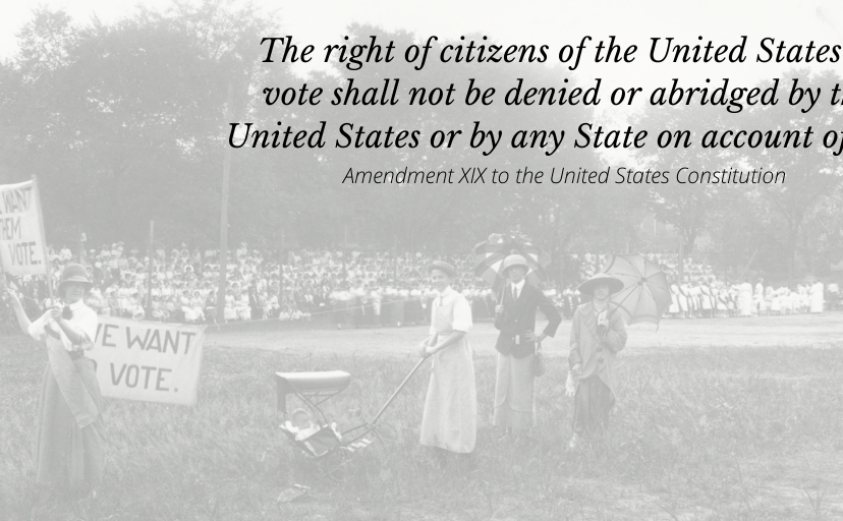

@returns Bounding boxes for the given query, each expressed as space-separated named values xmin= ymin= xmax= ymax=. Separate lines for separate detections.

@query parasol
xmin=601 ymin=254 xmax=671 ymax=327
xmin=473 ymin=233 xmax=550 ymax=294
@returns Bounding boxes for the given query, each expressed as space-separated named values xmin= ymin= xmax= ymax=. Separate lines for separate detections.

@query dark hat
xmin=428 ymin=261 xmax=456 ymax=278
xmin=578 ymin=273 xmax=624 ymax=295
xmin=58 ymin=263 xmax=93 ymax=292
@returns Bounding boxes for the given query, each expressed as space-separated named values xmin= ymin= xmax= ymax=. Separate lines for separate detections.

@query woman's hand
xmin=418 ymin=338 xmax=431 ymax=358
xmin=523 ymin=331 xmax=547 ymax=343
xmin=49 ymin=304 xmax=63 ymax=321
xmin=596 ymin=311 xmax=609 ymax=338
xmin=419 ymin=340 xmax=437 ymax=358
xmin=3 ymin=288 xmax=19 ymax=304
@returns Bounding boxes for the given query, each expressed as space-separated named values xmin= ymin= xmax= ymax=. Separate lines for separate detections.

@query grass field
xmin=1 ymin=314 xmax=843 ymax=520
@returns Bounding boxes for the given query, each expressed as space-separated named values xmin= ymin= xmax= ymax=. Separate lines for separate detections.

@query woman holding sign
xmin=4 ymin=264 xmax=104 ymax=497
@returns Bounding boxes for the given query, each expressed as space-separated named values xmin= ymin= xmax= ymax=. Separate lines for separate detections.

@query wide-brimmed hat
xmin=501 ymin=254 xmax=529 ymax=274
xmin=578 ymin=273 xmax=624 ymax=295
xmin=58 ymin=263 xmax=93 ymax=292
xmin=428 ymin=261 xmax=457 ymax=278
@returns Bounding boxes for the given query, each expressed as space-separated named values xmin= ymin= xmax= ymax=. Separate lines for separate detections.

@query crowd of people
xmin=9 ymin=243 xmax=483 ymax=326
xmin=666 ymin=279 xmax=834 ymax=318
xmin=3 ymin=244 xmax=840 ymax=327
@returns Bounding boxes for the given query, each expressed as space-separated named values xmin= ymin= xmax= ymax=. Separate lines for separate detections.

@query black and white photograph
xmin=0 ymin=0 xmax=842 ymax=519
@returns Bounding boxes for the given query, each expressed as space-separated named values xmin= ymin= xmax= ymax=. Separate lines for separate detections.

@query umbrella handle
xmin=609 ymin=283 xmax=635 ymax=321
xmin=497 ymin=279 xmax=510 ymax=313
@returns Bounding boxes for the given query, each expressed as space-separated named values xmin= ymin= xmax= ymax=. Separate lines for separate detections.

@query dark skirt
xmin=572 ymin=376 xmax=614 ymax=437
xmin=37 ymin=357 xmax=105 ymax=494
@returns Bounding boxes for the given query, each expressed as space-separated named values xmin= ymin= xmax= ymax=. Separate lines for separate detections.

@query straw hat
xmin=578 ymin=273 xmax=624 ymax=295
xmin=428 ymin=261 xmax=456 ymax=278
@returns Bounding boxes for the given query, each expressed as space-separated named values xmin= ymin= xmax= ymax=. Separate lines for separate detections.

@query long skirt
xmin=572 ymin=376 xmax=614 ymax=437
xmin=420 ymin=340 xmax=477 ymax=453
xmin=37 ymin=357 xmax=106 ymax=493
xmin=493 ymin=353 xmax=535 ymax=430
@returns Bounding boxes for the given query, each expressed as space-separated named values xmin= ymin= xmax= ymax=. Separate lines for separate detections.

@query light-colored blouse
xmin=428 ymin=286 xmax=472 ymax=335
xmin=28 ymin=299 xmax=98 ymax=351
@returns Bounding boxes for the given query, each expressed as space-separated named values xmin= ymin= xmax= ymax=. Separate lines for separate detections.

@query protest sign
xmin=90 ymin=316 xmax=206 ymax=406
xmin=0 ymin=180 xmax=48 ymax=276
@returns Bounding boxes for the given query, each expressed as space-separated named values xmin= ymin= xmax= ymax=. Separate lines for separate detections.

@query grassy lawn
xmin=2 ymin=323 xmax=843 ymax=520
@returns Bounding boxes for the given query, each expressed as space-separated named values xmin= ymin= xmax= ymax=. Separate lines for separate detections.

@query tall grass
xmin=1 ymin=334 xmax=842 ymax=520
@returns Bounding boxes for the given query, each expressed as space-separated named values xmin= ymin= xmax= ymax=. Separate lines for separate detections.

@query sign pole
xmin=216 ymin=83 xmax=233 ymax=318
xmin=32 ymin=176 xmax=54 ymax=302
xmin=146 ymin=220 xmax=154 ymax=316
xmin=281 ymin=231 xmax=287 ymax=308
xmin=392 ymin=233 xmax=398 ymax=283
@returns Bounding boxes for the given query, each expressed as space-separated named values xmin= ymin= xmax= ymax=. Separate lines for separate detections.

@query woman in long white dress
xmin=418 ymin=261 xmax=477 ymax=459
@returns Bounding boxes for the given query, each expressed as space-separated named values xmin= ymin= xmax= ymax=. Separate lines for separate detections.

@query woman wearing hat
xmin=492 ymin=254 xmax=562 ymax=434
xmin=568 ymin=272 xmax=627 ymax=450
xmin=3 ymin=263 xmax=104 ymax=496
xmin=418 ymin=261 xmax=477 ymax=458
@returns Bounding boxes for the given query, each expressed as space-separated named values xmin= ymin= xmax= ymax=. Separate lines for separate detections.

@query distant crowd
xmin=3 ymin=244 xmax=839 ymax=327
xmin=571 ymin=253 xmax=839 ymax=318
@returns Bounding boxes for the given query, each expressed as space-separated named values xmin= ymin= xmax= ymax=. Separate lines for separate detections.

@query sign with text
xmin=89 ymin=317 xmax=206 ymax=406
xmin=0 ymin=180 xmax=48 ymax=276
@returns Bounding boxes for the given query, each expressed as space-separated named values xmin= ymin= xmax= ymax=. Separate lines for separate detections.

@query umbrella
xmin=473 ymin=233 xmax=550 ymax=294
xmin=601 ymin=254 xmax=671 ymax=327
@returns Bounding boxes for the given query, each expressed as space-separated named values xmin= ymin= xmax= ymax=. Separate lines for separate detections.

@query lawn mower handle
xmin=370 ymin=356 xmax=429 ymax=425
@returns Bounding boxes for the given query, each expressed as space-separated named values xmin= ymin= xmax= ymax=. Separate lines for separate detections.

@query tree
xmin=635 ymin=104 xmax=731 ymax=255
xmin=2 ymin=1 xmax=291 ymax=246
xmin=741 ymin=70 xmax=843 ymax=282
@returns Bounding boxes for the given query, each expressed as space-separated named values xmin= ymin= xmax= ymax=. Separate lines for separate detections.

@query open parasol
xmin=601 ymin=254 xmax=671 ymax=327
xmin=473 ymin=233 xmax=550 ymax=294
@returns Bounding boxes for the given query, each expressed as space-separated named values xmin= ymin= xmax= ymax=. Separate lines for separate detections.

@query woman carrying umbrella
xmin=418 ymin=261 xmax=477 ymax=462
xmin=492 ymin=254 xmax=561 ymax=435
xmin=568 ymin=272 xmax=627 ymax=450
